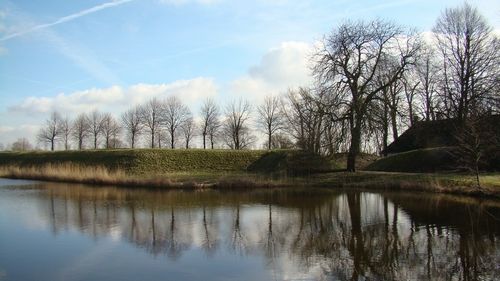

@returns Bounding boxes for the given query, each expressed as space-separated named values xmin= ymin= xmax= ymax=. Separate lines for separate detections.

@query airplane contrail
xmin=0 ymin=0 xmax=134 ymax=42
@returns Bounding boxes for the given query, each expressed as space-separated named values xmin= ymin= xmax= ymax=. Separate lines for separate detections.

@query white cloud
xmin=0 ymin=126 xmax=14 ymax=134
xmin=128 ymin=77 xmax=217 ymax=106
xmin=229 ymin=41 xmax=314 ymax=101
xmin=10 ymin=86 xmax=124 ymax=114
xmin=9 ymin=77 xmax=217 ymax=116
xmin=0 ymin=124 xmax=40 ymax=147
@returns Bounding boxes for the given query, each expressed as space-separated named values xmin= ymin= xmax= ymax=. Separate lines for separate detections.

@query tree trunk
xmin=347 ymin=122 xmax=362 ymax=172
xmin=268 ymin=133 xmax=272 ymax=150
xmin=202 ymin=133 xmax=206 ymax=149
xmin=151 ymin=130 xmax=155 ymax=149
xmin=391 ymin=109 xmax=398 ymax=141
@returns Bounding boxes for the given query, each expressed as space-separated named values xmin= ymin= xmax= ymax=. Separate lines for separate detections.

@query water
xmin=0 ymin=178 xmax=499 ymax=281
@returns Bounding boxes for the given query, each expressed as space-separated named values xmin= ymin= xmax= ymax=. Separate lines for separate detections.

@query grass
xmin=0 ymin=149 xmax=270 ymax=175
xmin=1 ymin=149 xmax=500 ymax=199
xmin=308 ymin=171 xmax=500 ymax=198
xmin=0 ymin=149 xmax=340 ymax=176
xmin=365 ymin=147 xmax=457 ymax=172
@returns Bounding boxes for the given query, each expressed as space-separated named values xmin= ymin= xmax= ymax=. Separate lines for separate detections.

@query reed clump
xmin=0 ymin=163 xmax=193 ymax=188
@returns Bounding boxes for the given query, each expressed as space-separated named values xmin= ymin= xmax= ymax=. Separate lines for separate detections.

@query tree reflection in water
xmin=33 ymin=183 xmax=500 ymax=281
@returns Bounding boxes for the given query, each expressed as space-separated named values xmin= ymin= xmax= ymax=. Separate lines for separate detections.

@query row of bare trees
xmin=35 ymin=96 xmax=276 ymax=151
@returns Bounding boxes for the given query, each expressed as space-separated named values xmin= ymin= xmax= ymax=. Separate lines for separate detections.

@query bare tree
xmin=452 ymin=114 xmax=498 ymax=189
xmin=199 ymin=98 xmax=220 ymax=149
xmin=162 ymin=96 xmax=191 ymax=149
xmin=282 ymin=88 xmax=327 ymax=154
xmin=72 ymin=113 xmax=91 ymax=150
xmin=155 ymin=127 xmax=168 ymax=149
xmin=257 ymin=95 xmax=285 ymax=150
xmin=140 ymin=98 xmax=163 ymax=148
xmin=433 ymin=3 xmax=500 ymax=121
xmin=89 ymin=110 xmax=105 ymax=149
xmin=37 ymin=111 xmax=62 ymax=151
xmin=402 ymin=70 xmax=419 ymax=127
xmin=181 ymin=115 xmax=196 ymax=149
xmin=207 ymin=118 xmax=221 ymax=149
xmin=268 ymin=133 xmax=295 ymax=149
xmin=11 ymin=138 xmax=32 ymax=151
xmin=121 ymin=106 xmax=143 ymax=148
xmin=60 ymin=116 xmax=72 ymax=150
xmin=314 ymin=19 xmax=419 ymax=171
xmin=102 ymin=113 xmax=121 ymax=149
xmin=222 ymin=99 xmax=253 ymax=150
xmin=416 ymin=44 xmax=440 ymax=121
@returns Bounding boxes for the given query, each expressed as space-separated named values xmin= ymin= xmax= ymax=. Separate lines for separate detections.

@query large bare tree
xmin=222 ymin=99 xmax=253 ymax=150
xmin=72 ymin=113 xmax=91 ymax=150
xmin=314 ymin=19 xmax=419 ymax=171
xmin=121 ymin=106 xmax=143 ymax=148
xmin=37 ymin=111 xmax=62 ymax=151
xmin=162 ymin=96 xmax=191 ymax=149
xmin=433 ymin=3 xmax=499 ymax=121
xmin=199 ymin=98 xmax=220 ymax=149
xmin=140 ymin=98 xmax=163 ymax=148
xmin=256 ymin=95 xmax=285 ymax=150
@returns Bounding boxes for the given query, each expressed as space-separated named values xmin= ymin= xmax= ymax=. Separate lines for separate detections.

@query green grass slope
xmin=0 ymin=149 xmax=268 ymax=175
xmin=0 ymin=149 xmax=336 ymax=176
xmin=247 ymin=150 xmax=337 ymax=175
xmin=365 ymin=147 xmax=457 ymax=173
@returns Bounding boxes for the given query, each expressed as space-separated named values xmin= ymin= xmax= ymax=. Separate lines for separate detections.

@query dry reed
xmin=0 ymin=163 xmax=281 ymax=190
xmin=0 ymin=164 xmax=201 ymax=189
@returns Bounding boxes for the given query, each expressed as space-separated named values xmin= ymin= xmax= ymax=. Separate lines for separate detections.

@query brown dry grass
xmin=0 ymin=164 xmax=200 ymax=189
xmin=0 ymin=163 xmax=283 ymax=190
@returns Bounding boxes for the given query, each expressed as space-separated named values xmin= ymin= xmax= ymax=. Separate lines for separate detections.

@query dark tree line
xmin=304 ymin=3 xmax=498 ymax=171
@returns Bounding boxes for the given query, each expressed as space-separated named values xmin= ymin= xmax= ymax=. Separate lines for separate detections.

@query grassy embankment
xmin=0 ymin=149 xmax=333 ymax=189
xmin=1 ymin=148 xmax=499 ymax=197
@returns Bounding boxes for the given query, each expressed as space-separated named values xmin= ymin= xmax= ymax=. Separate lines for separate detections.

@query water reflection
xmin=3 ymin=182 xmax=500 ymax=281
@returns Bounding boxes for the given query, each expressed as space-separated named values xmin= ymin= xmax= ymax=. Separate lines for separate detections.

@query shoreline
xmin=1 ymin=164 xmax=499 ymax=199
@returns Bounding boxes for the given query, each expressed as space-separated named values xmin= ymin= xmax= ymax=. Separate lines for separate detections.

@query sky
xmin=0 ymin=0 xmax=499 ymax=148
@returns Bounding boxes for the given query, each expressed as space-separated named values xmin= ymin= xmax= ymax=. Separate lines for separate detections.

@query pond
xmin=0 ymin=178 xmax=499 ymax=281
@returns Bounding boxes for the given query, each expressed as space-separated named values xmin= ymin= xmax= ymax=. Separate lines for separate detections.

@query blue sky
xmin=0 ymin=0 xmax=499 ymax=147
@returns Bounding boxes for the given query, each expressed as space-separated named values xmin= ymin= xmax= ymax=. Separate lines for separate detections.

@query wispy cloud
xmin=0 ymin=0 xmax=134 ymax=42
xmin=159 ymin=0 xmax=222 ymax=6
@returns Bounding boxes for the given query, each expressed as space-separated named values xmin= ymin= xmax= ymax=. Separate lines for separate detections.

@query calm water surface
xmin=0 ymin=178 xmax=499 ymax=281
